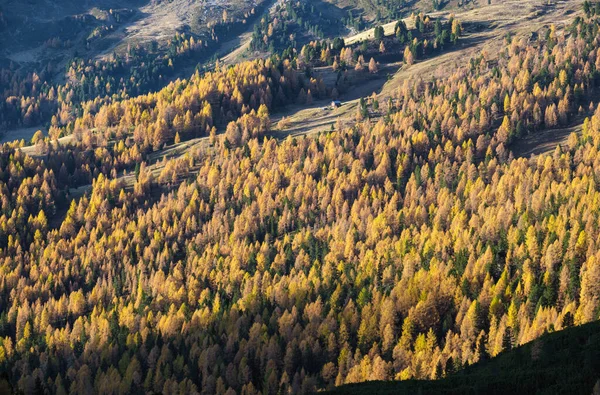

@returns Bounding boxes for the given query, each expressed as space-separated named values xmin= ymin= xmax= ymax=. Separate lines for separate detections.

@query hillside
xmin=0 ymin=0 xmax=264 ymax=62
xmin=2 ymin=0 xmax=600 ymax=394
xmin=0 ymin=0 xmax=274 ymax=140
xmin=328 ymin=320 xmax=600 ymax=394
xmin=323 ymin=0 xmax=479 ymax=26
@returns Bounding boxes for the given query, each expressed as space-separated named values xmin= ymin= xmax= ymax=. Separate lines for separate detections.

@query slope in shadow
xmin=326 ymin=320 xmax=600 ymax=395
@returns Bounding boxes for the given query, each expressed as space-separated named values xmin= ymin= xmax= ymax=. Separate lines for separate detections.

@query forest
xmin=0 ymin=1 xmax=268 ymax=132
xmin=0 ymin=1 xmax=599 ymax=394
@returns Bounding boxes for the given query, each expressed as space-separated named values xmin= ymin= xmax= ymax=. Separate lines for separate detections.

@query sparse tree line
xmin=294 ymin=13 xmax=460 ymax=75
xmin=249 ymin=0 xmax=347 ymax=54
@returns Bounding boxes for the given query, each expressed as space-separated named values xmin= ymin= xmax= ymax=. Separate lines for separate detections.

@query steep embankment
xmin=328 ymin=320 xmax=600 ymax=395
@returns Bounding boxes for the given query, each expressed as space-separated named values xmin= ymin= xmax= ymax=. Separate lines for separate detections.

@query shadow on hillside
xmin=511 ymin=122 xmax=583 ymax=158
xmin=2 ymin=0 xmax=150 ymax=50
xmin=326 ymin=320 xmax=600 ymax=395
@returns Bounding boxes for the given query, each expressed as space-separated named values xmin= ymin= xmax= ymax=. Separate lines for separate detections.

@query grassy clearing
xmin=512 ymin=122 xmax=583 ymax=158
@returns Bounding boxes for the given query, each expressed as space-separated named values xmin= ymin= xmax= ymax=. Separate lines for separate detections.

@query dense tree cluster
xmin=63 ymin=58 xmax=325 ymax=151
xmin=6 ymin=57 xmax=321 ymax=197
xmin=1 ymin=4 xmax=600 ymax=395
xmin=0 ymin=66 xmax=63 ymax=130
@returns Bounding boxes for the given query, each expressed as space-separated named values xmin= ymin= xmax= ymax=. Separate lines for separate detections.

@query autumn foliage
xmin=0 ymin=5 xmax=600 ymax=395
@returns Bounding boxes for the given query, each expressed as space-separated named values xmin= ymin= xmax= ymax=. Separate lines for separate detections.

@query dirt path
xmin=272 ymin=0 xmax=584 ymax=144
xmin=270 ymin=65 xmax=398 ymax=137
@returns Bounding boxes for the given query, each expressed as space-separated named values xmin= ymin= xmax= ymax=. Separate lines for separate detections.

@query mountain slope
xmin=328 ymin=321 xmax=600 ymax=395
